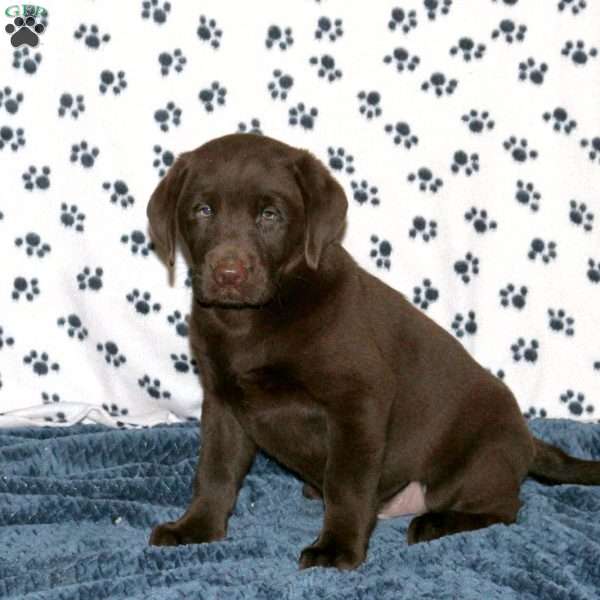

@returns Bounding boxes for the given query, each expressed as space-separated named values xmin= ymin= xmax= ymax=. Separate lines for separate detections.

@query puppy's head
xmin=147 ymin=133 xmax=347 ymax=307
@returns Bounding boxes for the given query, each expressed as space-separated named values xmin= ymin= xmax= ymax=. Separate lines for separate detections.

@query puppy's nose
xmin=212 ymin=258 xmax=248 ymax=288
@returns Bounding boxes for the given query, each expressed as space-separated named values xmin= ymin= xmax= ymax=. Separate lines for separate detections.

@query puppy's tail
xmin=528 ymin=437 xmax=600 ymax=485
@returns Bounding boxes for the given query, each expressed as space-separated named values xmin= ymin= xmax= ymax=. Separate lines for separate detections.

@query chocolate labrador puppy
xmin=147 ymin=133 xmax=600 ymax=570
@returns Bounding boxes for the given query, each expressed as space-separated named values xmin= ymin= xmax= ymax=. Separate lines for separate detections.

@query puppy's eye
xmin=194 ymin=204 xmax=213 ymax=217
xmin=261 ymin=207 xmax=279 ymax=221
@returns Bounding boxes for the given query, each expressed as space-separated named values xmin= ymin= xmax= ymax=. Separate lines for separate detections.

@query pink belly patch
xmin=378 ymin=481 xmax=427 ymax=519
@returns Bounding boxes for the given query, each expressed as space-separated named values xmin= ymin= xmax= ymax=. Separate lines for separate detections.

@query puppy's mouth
xmin=192 ymin=271 xmax=276 ymax=309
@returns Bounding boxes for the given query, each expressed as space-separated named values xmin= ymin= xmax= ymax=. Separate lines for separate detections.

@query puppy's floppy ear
xmin=293 ymin=151 xmax=348 ymax=270
xmin=147 ymin=154 xmax=189 ymax=267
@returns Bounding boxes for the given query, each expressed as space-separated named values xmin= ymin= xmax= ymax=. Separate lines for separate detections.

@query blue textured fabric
xmin=1 ymin=419 xmax=599 ymax=599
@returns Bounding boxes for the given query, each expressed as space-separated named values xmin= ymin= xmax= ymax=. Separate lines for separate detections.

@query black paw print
xmin=383 ymin=47 xmax=420 ymax=72
xmin=524 ymin=407 xmax=547 ymax=419
xmin=451 ymin=311 xmax=477 ymax=338
xmin=268 ymin=70 xmax=293 ymax=100
xmin=515 ymin=180 xmax=540 ymax=212
xmin=197 ymin=15 xmax=222 ymax=49
xmin=141 ymin=0 xmax=171 ymax=24
xmin=357 ymin=90 xmax=382 ymax=119
xmin=41 ymin=392 xmax=61 ymax=405
xmin=0 ymin=126 xmax=25 ymax=151
xmin=450 ymin=37 xmax=486 ymax=61
xmin=350 ymin=180 xmax=380 ymax=206
xmin=580 ymin=136 xmax=600 ymax=164
xmin=167 ymin=310 xmax=189 ymax=337
xmin=139 ymin=374 xmax=171 ymax=400
xmin=0 ymin=326 xmax=15 ymax=349
xmin=288 ymin=103 xmax=318 ymax=130
xmin=543 ymin=107 xmax=576 ymax=134
xmin=408 ymin=167 xmax=443 ymax=192
xmin=12 ymin=47 xmax=42 ymax=74
xmin=5 ymin=15 xmax=44 ymax=48
xmin=491 ymin=19 xmax=526 ymax=43
xmin=560 ymin=390 xmax=593 ymax=417
xmin=266 ymin=25 xmax=293 ymax=50
xmin=315 ymin=16 xmax=343 ymax=41
xmin=424 ymin=0 xmax=453 ymax=20
xmin=558 ymin=0 xmax=587 ymax=15
xmin=309 ymin=54 xmax=342 ymax=82
xmin=74 ymin=24 xmax=110 ymax=48
xmin=22 ymin=165 xmax=50 ymax=190
xmin=23 ymin=350 xmax=59 ymax=375
xmin=198 ymin=81 xmax=227 ymax=112
xmin=511 ymin=338 xmax=539 ymax=363
xmin=60 ymin=203 xmax=85 ymax=232
xmin=518 ymin=58 xmax=548 ymax=84
xmin=121 ymin=230 xmax=153 ymax=256
xmin=159 ymin=49 xmax=186 ymax=75
xmin=384 ymin=122 xmax=418 ymax=148
xmin=0 ymin=86 xmax=23 ymax=114
xmin=102 ymin=403 xmax=129 ymax=418
xmin=170 ymin=353 xmax=199 ymax=374
xmin=57 ymin=314 xmax=88 ymax=340
xmin=451 ymin=151 xmax=479 ymax=176
xmin=370 ymin=236 xmax=392 ymax=269
xmin=77 ymin=267 xmax=103 ymax=291
xmin=99 ymin=70 xmax=127 ymax=95
xmin=154 ymin=102 xmax=181 ymax=132
xmin=409 ymin=216 xmax=438 ymax=242
xmin=454 ymin=252 xmax=479 ymax=283
xmin=58 ymin=93 xmax=85 ymax=118
xmin=528 ymin=238 xmax=557 ymax=263
xmin=15 ymin=232 xmax=50 ymax=257
xmin=499 ymin=284 xmax=528 ymax=309
xmin=103 ymin=180 xmax=135 ymax=208
xmin=561 ymin=40 xmax=597 ymax=65
xmin=503 ymin=136 xmax=538 ymax=162
xmin=461 ymin=110 xmax=494 ymax=133
xmin=327 ymin=147 xmax=355 ymax=174
xmin=388 ymin=7 xmax=418 ymax=33
xmin=238 ymin=118 xmax=263 ymax=135
xmin=97 ymin=341 xmax=126 ymax=367
xmin=12 ymin=276 xmax=39 ymax=301
xmin=587 ymin=258 xmax=600 ymax=284
xmin=126 ymin=289 xmax=161 ymax=314
xmin=413 ymin=279 xmax=439 ymax=309
xmin=70 ymin=140 xmax=99 ymax=168
xmin=153 ymin=145 xmax=174 ymax=177
xmin=421 ymin=72 xmax=457 ymax=96
xmin=569 ymin=200 xmax=594 ymax=231
xmin=548 ymin=308 xmax=575 ymax=336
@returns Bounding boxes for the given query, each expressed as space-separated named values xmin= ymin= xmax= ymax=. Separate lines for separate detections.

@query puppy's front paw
xmin=299 ymin=539 xmax=364 ymax=570
xmin=149 ymin=520 xmax=223 ymax=547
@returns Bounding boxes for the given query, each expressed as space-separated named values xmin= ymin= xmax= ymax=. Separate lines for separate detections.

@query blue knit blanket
xmin=1 ymin=419 xmax=599 ymax=599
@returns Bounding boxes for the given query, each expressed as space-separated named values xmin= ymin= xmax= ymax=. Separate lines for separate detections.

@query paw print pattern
xmin=350 ymin=180 xmax=380 ymax=206
xmin=22 ymin=165 xmax=50 ymax=190
xmin=465 ymin=207 xmax=497 ymax=233
xmin=57 ymin=314 xmax=88 ymax=340
xmin=451 ymin=151 xmax=479 ymax=176
xmin=454 ymin=252 xmax=479 ymax=283
xmin=198 ymin=81 xmax=227 ymax=112
xmin=309 ymin=54 xmax=342 ymax=82
xmin=561 ymin=40 xmax=597 ymax=65
xmin=99 ymin=70 xmax=127 ymax=95
xmin=170 ymin=353 xmax=198 ymax=374
xmin=543 ymin=107 xmax=576 ymax=134
xmin=315 ymin=17 xmax=343 ymax=41
xmin=77 ymin=267 xmax=103 ymax=291
xmin=152 ymin=145 xmax=174 ymax=177
xmin=141 ymin=0 xmax=171 ymax=25
xmin=388 ymin=7 xmax=418 ymax=33
xmin=503 ymin=136 xmax=538 ymax=162
xmin=421 ymin=72 xmax=457 ymax=96
xmin=491 ymin=19 xmax=527 ymax=43
xmin=0 ymin=87 xmax=23 ymax=115
xmin=451 ymin=311 xmax=477 ymax=338
xmin=0 ymin=126 xmax=25 ymax=151
xmin=121 ymin=230 xmax=154 ymax=257
xmin=384 ymin=122 xmax=418 ymax=148
xmin=511 ymin=338 xmax=539 ymax=363
xmin=528 ymin=238 xmax=557 ymax=263
xmin=515 ymin=180 xmax=541 ymax=212
xmin=60 ymin=204 xmax=85 ymax=232
xmin=580 ymin=136 xmax=600 ymax=164
xmin=524 ymin=407 xmax=547 ymax=419
xmin=370 ymin=236 xmax=392 ymax=269
xmin=413 ymin=279 xmax=439 ymax=309
xmin=268 ymin=70 xmax=294 ymax=100
xmin=58 ymin=93 xmax=85 ymax=118
xmin=12 ymin=47 xmax=42 ymax=74
xmin=15 ymin=232 xmax=51 ymax=258
xmin=560 ymin=390 xmax=593 ymax=417
xmin=23 ymin=350 xmax=59 ymax=375
xmin=587 ymin=259 xmax=600 ymax=284
xmin=97 ymin=341 xmax=126 ymax=367
xmin=266 ymin=25 xmax=293 ymax=50
xmin=5 ymin=16 xmax=44 ymax=48
xmin=197 ymin=15 xmax=222 ymax=49
xmin=499 ymin=284 xmax=528 ymax=309
xmin=238 ymin=118 xmax=263 ymax=135
xmin=139 ymin=374 xmax=172 ymax=400
xmin=167 ymin=310 xmax=189 ymax=337
xmin=383 ymin=48 xmax=420 ymax=72
xmin=450 ymin=38 xmax=486 ymax=61
xmin=409 ymin=216 xmax=438 ymax=242
xmin=0 ymin=326 xmax=15 ymax=350
xmin=425 ymin=0 xmax=453 ymax=20
xmin=158 ymin=49 xmax=186 ymax=75
xmin=557 ymin=0 xmax=587 ymax=15
xmin=548 ymin=308 xmax=575 ymax=336
xmin=518 ymin=58 xmax=548 ymax=84
xmin=12 ymin=277 xmax=40 ymax=301
xmin=102 ymin=403 xmax=129 ymax=418
xmin=357 ymin=91 xmax=382 ymax=119
xmin=327 ymin=147 xmax=355 ymax=174
xmin=288 ymin=103 xmax=318 ymax=130
xmin=569 ymin=200 xmax=594 ymax=231
xmin=70 ymin=141 xmax=99 ymax=168
xmin=462 ymin=110 xmax=495 ymax=133
xmin=126 ymin=289 xmax=161 ymax=315
xmin=408 ymin=167 xmax=443 ymax=192
xmin=74 ymin=24 xmax=110 ymax=49
xmin=103 ymin=180 xmax=135 ymax=208
xmin=154 ymin=102 xmax=182 ymax=132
